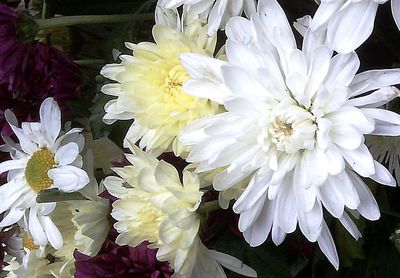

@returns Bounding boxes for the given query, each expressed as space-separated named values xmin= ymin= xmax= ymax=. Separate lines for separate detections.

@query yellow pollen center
xmin=23 ymin=233 xmax=38 ymax=251
xmin=25 ymin=148 xmax=55 ymax=192
xmin=163 ymin=65 xmax=190 ymax=97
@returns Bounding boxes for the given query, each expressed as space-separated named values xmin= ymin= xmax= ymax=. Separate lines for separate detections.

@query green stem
xmin=35 ymin=13 xmax=154 ymax=29
xmin=37 ymin=189 xmax=88 ymax=203
xmin=75 ymin=59 xmax=106 ymax=66
xmin=197 ymin=200 xmax=221 ymax=214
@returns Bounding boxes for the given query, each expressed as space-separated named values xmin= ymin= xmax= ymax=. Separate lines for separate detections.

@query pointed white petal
xmin=317 ymin=221 xmax=339 ymax=270
xmin=348 ymin=171 xmax=380 ymax=220
xmin=327 ymin=1 xmax=379 ymax=53
xmin=39 ymin=215 xmax=63 ymax=249
xmin=39 ymin=97 xmax=61 ymax=145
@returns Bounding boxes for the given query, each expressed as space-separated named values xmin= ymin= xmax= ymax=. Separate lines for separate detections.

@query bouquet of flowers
xmin=0 ymin=0 xmax=400 ymax=277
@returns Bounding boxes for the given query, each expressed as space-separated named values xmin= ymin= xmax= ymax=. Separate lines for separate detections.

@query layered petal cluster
xmin=178 ymin=0 xmax=400 ymax=269
xmin=104 ymin=143 xmax=256 ymax=277
xmin=101 ymin=16 xmax=220 ymax=157
xmin=311 ymin=0 xmax=400 ymax=53
xmin=157 ymin=0 xmax=257 ymax=35
xmin=0 ymin=98 xmax=90 ymax=249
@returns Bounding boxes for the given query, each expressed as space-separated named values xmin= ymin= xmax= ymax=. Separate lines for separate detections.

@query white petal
xmin=0 ymin=159 xmax=26 ymax=174
xmin=298 ymin=201 xmax=323 ymax=242
xmin=342 ymin=144 xmax=375 ymax=177
xmin=310 ymin=0 xmax=344 ymax=30
xmin=207 ymin=248 xmax=257 ymax=277
xmin=317 ymin=221 xmax=339 ymax=270
xmin=339 ymin=212 xmax=361 ymax=240
xmin=370 ymin=160 xmax=396 ymax=186
xmin=392 ymin=0 xmax=400 ymax=30
xmin=324 ymin=52 xmax=360 ymax=89
xmin=348 ymin=171 xmax=380 ymax=221
xmin=39 ymin=215 xmax=63 ymax=249
xmin=28 ymin=207 xmax=47 ymax=246
xmin=55 ymin=142 xmax=79 ymax=166
xmin=243 ymin=199 xmax=275 ymax=247
xmin=276 ymin=179 xmax=298 ymax=233
xmin=257 ymin=0 xmax=296 ymax=53
xmin=319 ymin=177 xmax=345 ymax=218
xmin=48 ymin=165 xmax=90 ymax=192
xmin=331 ymin=124 xmax=363 ymax=150
xmin=0 ymin=209 xmax=24 ymax=227
xmin=5 ymin=110 xmax=37 ymax=154
xmin=327 ymin=1 xmax=379 ymax=53
xmin=350 ymin=69 xmax=400 ymax=97
xmin=39 ymin=97 xmax=61 ymax=145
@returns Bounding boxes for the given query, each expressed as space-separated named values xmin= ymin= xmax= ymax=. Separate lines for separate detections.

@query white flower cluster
xmin=101 ymin=0 xmax=400 ymax=272
xmin=1 ymin=0 xmax=399 ymax=276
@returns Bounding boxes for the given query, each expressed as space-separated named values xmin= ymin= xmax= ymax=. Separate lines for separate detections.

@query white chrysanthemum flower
xmin=157 ymin=0 xmax=257 ymax=35
xmin=0 ymin=98 xmax=90 ymax=249
xmin=100 ymin=13 xmax=221 ymax=157
xmin=104 ymin=142 xmax=256 ymax=278
xmin=178 ymin=0 xmax=400 ymax=269
xmin=310 ymin=0 xmax=400 ymax=53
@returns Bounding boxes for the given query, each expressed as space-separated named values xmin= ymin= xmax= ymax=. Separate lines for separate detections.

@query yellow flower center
xmin=23 ymin=233 xmax=39 ymax=251
xmin=163 ymin=65 xmax=190 ymax=97
xmin=25 ymin=148 xmax=55 ymax=192
xmin=137 ymin=203 xmax=165 ymax=240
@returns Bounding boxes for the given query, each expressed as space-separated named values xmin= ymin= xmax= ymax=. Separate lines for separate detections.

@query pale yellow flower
xmin=101 ymin=18 xmax=221 ymax=156
xmin=104 ymin=142 xmax=257 ymax=278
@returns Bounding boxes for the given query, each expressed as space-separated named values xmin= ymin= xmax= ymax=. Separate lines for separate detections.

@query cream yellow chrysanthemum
xmin=42 ymin=196 xmax=110 ymax=278
xmin=104 ymin=142 xmax=257 ymax=278
xmin=100 ymin=19 xmax=221 ymax=156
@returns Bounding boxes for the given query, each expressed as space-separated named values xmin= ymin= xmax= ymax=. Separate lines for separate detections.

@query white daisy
xmin=311 ymin=0 xmax=400 ymax=53
xmin=157 ymin=0 xmax=257 ymax=35
xmin=0 ymin=97 xmax=90 ymax=249
xmin=178 ymin=0 xmax=400 ymax=269
xmin=104 ymin=142 xmax=256 ymax=278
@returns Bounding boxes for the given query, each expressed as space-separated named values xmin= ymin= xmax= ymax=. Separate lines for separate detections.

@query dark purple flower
xmin=0 ymin=2 xmax=29 ymax=87
xmin=0 ymin=3 xmax=80 ymax=138
xmin=74 ymin=241 xmax=172 ymax=278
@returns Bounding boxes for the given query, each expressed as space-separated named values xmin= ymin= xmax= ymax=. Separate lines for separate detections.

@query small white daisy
xmin=0 ymin=97 xmax=90 ymax=249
